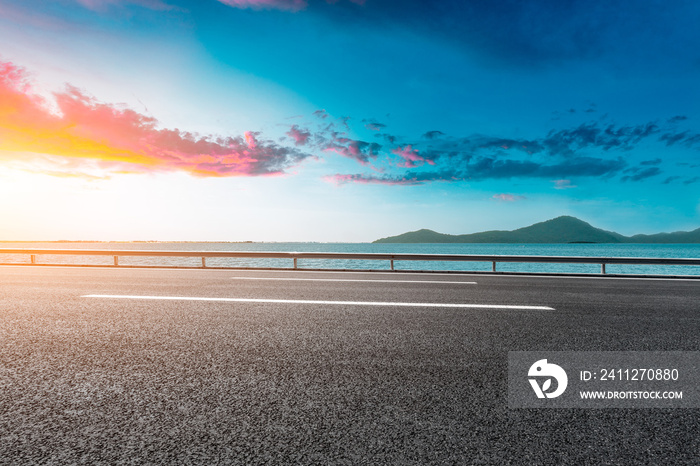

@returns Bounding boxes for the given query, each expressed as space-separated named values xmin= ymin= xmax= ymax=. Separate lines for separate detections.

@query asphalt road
xmin=0 ymin=266 xmax=698 ymax=465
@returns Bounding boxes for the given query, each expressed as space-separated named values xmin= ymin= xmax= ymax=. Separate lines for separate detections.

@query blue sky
xmin=0 ymin=0 xmax=698 ymax=241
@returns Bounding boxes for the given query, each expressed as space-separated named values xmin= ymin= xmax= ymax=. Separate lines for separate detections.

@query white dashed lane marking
xmin=83 ymin=294 xmax=554 ymax=310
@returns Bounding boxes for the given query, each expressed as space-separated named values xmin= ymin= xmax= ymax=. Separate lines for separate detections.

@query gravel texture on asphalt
xmin=0 ymin=267 xmax=698 ymax=465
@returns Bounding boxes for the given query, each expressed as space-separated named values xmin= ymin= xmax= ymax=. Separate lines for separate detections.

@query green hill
xmin=373 ymin=216 xmax=698 ymax=244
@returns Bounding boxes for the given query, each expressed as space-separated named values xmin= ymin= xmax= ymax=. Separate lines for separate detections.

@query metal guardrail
xmin=1 ymin=248 xmax=700 ymax=275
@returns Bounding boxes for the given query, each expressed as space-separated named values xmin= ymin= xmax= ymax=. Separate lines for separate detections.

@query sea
xmin=1 ymin=242 xmax=700 ymax=276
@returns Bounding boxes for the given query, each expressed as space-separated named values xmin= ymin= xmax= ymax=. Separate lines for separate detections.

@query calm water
xmin=1 ymin=242 xmax=700 ymax=276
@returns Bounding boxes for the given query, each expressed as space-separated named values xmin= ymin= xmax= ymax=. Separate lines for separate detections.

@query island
xmin=373 ymin=216 xmax=700 ymax=244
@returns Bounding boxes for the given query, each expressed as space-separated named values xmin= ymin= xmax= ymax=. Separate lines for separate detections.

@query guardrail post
xmin=293 ymin=258 xmax=297 ymax=269
xmin=492 ymin=261 xmax=496 ymax=272
xmin=601 ymin=263 xmax=606 ymax=274
xmin=114 ymin=256 xmax=119 ymax=266
xmin=390 ymin=259 xmax=394 ymax=271
xmin=202 ymin=257 xmax=206 ymax=268
xmin=30 ymin=254 xmax=36 ymax=265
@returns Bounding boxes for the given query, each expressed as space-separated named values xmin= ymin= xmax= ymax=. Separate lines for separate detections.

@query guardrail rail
xmin=1 ymin=248 xmax=699 ymax=276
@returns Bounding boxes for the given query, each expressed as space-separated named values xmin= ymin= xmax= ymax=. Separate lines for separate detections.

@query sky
xmin=0 ymin=0 xmax=699 ymax=241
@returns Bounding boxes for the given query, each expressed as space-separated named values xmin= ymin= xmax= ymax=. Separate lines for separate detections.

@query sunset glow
xmin=0 ymin=61 xmax=309 ymax=178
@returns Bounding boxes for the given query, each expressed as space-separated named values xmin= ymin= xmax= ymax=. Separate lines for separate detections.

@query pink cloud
xmin=0 ymin=60 xmax=311 ymax=178
xmin=365 ymin=122 xmax=386 ymax=131
xmin=552 ymin=179 xmax=577 ymax=189
xmin=322 ymin=137 xmax=380 ymax=165
xmin=75 ymin=0 xmax=174 ymax=11
xmin=216 ymin=0 xmax=365 ymax=11
xmin=244 ymin=131 xmax=258 ymax=149
xmin=492 ymin=193 xmax=527 ymax=202
xmin=323 ymin=174 xmax=422 ymax=186
xmin=216 ymin=0 xmax=308 ymax=11
xmin=287 ymin=125 xmax=311 ymax=146
xmin=391 ymin=145 xmax=435 ymax=168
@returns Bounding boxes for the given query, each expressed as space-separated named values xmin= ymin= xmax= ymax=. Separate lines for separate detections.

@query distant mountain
xmin=373 ymin=216 xmax=700 ymax=244
xmin=626 ymin=228 xmax=700 ymax=243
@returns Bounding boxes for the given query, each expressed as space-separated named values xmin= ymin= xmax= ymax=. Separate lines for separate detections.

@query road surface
xmin=0 ymin=266 xmax=698 ymax=464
